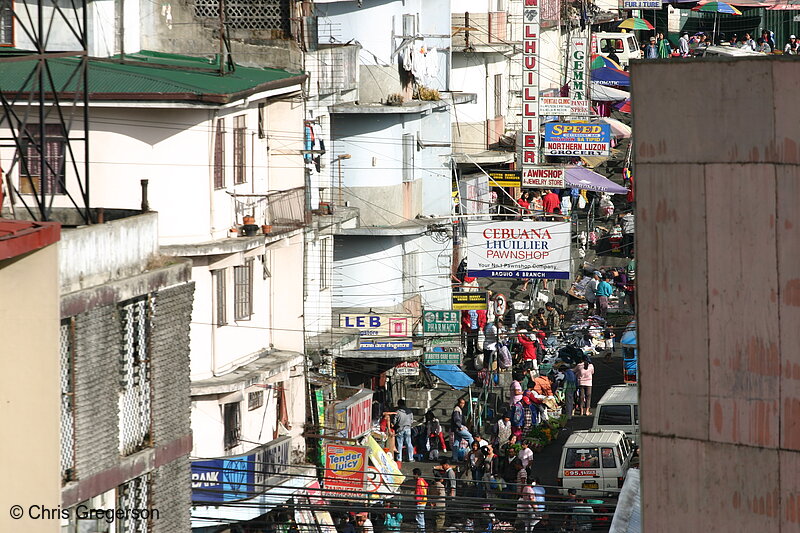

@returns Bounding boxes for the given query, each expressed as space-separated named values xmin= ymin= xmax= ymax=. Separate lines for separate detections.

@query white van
xmin=592 ymin=384 xmax=639 ymax=444
xmin=700 ymin=45 xmax=766 ymax=58
xmin=557 ymin=429 xmax=636 ymax=495
xmin=594 ymin=32 xmax=642 ymax=69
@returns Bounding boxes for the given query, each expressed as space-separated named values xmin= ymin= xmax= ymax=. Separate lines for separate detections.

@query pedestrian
xmin=425 ymin=410 xmax=446 ymax=461
xmin=496 ymin=413 xmax=512 ymax=448
xmin=785 ymin=34 xmax=799 ymax=55
xmin=483 ymin=319 xmax=498 ymax=370
xmin=450 ymin=398 xmax=474 ymax=448
xmin=603 ymin=326 xmax=616 ymax=363
xmin=584 ymin=270 xmax=599 ymax=314
xmin=510 ymin=371 xmax=524 ymax=405
xmin=644 ymin=36 xmax=659 ymax=59
xmin=413 ymin=468 xmax=428 ymax=532
xmin=544 ymin=302 xmax=561 ymax=336
xmin=561 ymin=364 xmax=577 ymax=418
xmin=517 ymin=330 xmax=539 ymax=373
xmin=383 ymin=501 xmax=403 ymax=532
xmin=595 ymin=273 xmax=613 ymax=318
xmin=393 ymin=398 xmax=414 ymax=463
xmin=757 ymin=38 xmax=772 ymax=54
xmin=482 ymin=444 xmax=499 ymax=499
xmin=516 ymin=483 xmax=537 ymax=533
xmin=762 ymin=30 xmax=776 ymax=51
xmin=429 ymin=471 xmax=446 ymax=532
xmin=355 ymin=512 xmax=374 ymax=533
xmin=657 ymin=32 xmax=671 ymax=58
xmin=620 ymin=211 xmax=634 ymax=257
xmin=738 ymin=32 xmax=755 ymax=51
xmin=679 ymin=32 xmax=690 ymax=56
xmin=466 ymin=441 xmax=486 ymax=496
xmin=461 ymin=308 xmax=486 ymax=360
xmin=517 ymin=191 xmax=531 ymax=218
xmin=518 ymin=439 xmax=534 ymax=470
xmin=575 ymin=360 xmax=595 ymax=416
xmin=542 ymin=188 xmax=560 ymax=215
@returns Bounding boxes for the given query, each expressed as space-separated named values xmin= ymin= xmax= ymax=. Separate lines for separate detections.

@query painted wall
xmin=0 ymin=243 xmax=61 ymax=533
xmin=632 ymin=58 xmax=800 ymax=532
xmin=305 ymin=235 xmax=334 ymax=337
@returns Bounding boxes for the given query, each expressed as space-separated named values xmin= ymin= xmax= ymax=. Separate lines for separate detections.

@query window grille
xmin=223 ymin=402 xmax=241 ymax=449
xmin=494 ymin=73 xmax=503 ymax=118
xmin=248 ymin=390 xmax=264 ymax=411
xmin=319 ymin=238 xmax=330 ymax=290
xmin=118 ymin=296 xmax=152 ymax=456
xmin=0 ymin=0 xmax=12 ymax=45
xmin=234 ymin=260 xmax=253 ymax=320
xmin=193 ymin=0 xmax=290 ymax=34
xmin=118 ymin=474 xmax=151 ymax=533
xmin=59 ymin=318 xmax=76 ymax=483
xmin=19 ymin=124 xmax=66 ymax=194
xmin=233 ymin=115 xmax=246 ymax=184
xmin=214 ymin=118 xmax=225 ymax=189
xmin=213 ymin=269 xmax=227 ymax=326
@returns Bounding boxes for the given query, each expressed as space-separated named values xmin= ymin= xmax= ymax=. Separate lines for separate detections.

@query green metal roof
xmin=0 ymin=50 xmax=306 ymax=104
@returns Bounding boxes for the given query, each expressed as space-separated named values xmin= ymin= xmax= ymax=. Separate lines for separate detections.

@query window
xmin=597 ymin=405 xmax=632 ymax=426
xmin=0 ymin=0 xmax=12 ymax=46
xmin=563 ymin=447 xmax=599 ymax=469
xmin=223 ymin=402 xmax=241 ymax=449
xmin=118 ymin=474 xmax=151 ymax=533
xmin=212 ymin=269 xmax=227 ymax=326
xmin=258 ymin=103 xmax=266 ymax=139
xmin=213 ymin=118 xmax=225 ymax=189
xmin=601 ymin=447 xmax=617 ymax=468
xmin=234 ymin=259 xmax=253 ymax=320
xmin=402 ymin=13 xmax=416 ymax=37
xmin=59 ymin=318 xmax=76 ymax=483
xmin=319 ymin=238 xmax=330 ymax=290
xmin=119 ymin=297 xmax=152 ymax=456
xmin=233 ymin=115 xmax=246 ymax=184
xmin=248 ymin=390 xmax=264 ymax=411
xmin=402 ymin=133 xmax=414 ymax=182
xmin=20 ymin=124 xmax=66 ymax=194
xmin=494 ymin=73 xmax=502 ymax=118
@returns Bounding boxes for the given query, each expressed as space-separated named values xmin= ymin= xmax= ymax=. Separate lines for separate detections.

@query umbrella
xmin=617 ymin=17 xmax=655 ymax=30
xmin=691 ymin=1 xmax=742 ymax=43
xmin=600 ymin=117 xmax=632 ymax=138
xmin=590 ymin=83 xmax=629 ymax=102
xmin=591 ymin=66 xmax=631 ymax=87
xmin=590 ymin=53 xmax=623 ymax=70
xmin=615 ymin=99 xmax=632 ymax=113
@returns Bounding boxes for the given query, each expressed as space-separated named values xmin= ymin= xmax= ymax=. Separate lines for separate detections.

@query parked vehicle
xmin=594 ymin=32 xmax=642 ymax=69
xmin=699 ymin=45 xmax=765 ymax=58
xmin=557 ymin=429 xmax=636 ymax=496
xmin=592 ymin=384 xmax=639 ymax=444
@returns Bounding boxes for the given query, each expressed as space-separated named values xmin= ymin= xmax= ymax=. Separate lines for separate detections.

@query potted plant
xmin=261 ymin=224 xmax=272 ymax=235
xmin=242 ymin=215 xmax=255 ymax=225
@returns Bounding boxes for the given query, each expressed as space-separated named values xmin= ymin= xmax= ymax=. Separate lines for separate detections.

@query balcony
xmin=306 ymin=44 xmax=360 ymax=98
xmin=452 ymin=12 xmax=514 ymax=53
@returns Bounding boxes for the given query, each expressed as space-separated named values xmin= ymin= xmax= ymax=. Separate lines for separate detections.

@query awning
xmin=621 ymin=329 xmax=637 ymax=348
xmin=591 ymin=67 xmax=630 ymax=87
xmin=591 ymin=83 xmax=629 ymax=102
xmin=565 ymin=167 xmax=629 ymax=194
xmin=425 ymin=364 xmax=475 ymax=389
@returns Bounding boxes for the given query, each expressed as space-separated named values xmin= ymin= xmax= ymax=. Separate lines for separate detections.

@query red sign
xmin=325 ymin=445 xmax=367 ymax=493
xmin=564 ymin=469 xmax=598 ymax=476
xmin=347 ymin=394 xmax=372 ymax=438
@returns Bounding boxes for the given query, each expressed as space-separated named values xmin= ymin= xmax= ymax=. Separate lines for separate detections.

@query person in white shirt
xmin=518 ymin=440 xmax=534 ymax=468
xmin=738 ymin=33 xmax=756 ymax=51
xmin=785 ymin=35 xmax=799 ymax=55
xmin=679 ymin=32 xmax=690 ymax=56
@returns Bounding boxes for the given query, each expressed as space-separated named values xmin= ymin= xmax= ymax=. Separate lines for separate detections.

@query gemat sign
xmin=466 ymin=221 xmax=571 ymax=279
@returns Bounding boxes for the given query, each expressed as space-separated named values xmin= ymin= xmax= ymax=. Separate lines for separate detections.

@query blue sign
xmin=359 ymin=339 xmax=413 ymax=351
xmin=191 ymin=436 xmax=291 ymax=503
xmin=544 ymin=123 xmax=611 ymax=156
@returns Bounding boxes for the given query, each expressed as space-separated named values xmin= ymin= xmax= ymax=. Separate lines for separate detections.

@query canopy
xmin=565 ymin=167 xmax=629 ymax=194
xmin=591 ymin=83 xmax=629 ymax=102
xmin=620 ymin=329 xmax=638 ymax=348
xmin=600 ymin=117 xmax=632 ymax=138
xmin=426 ymin=364 xmax=474 ymax=390
xmin=591 ymin=66 xmax=630 ymax=87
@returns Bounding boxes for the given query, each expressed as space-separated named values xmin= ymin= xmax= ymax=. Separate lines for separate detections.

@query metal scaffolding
xmin=0 ymin=0 xmax=91 ymax=223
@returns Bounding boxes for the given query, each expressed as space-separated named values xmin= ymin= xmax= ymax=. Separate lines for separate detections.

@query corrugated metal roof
xmin=597 ymin=384 xmax=639 ymax=405
xmin=0 ymin=219 xmax=61 ymax=260
xmin=0 ymin=50 xmax=306 ymax=104
xmin=565 ymin=429 xmax=627 ymax=446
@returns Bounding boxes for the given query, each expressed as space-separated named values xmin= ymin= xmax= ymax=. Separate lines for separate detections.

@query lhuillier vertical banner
xmin=521 ymin=0 xmax=541 ymax=167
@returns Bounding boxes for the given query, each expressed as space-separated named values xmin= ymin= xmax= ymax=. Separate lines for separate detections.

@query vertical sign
xmin=570 ymin=35 xmax=590 ymax=117
xmin=522 ymin=0 xmax=540 ymax=167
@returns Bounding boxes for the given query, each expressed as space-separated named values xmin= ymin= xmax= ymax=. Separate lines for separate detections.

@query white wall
xmin=13 ymin=0 xmax=118 ymax=56
xmin=408 ymin=234 xmax=453 ymax=312
xmin=333 ymin=236 xmax=405 ymax=310
xmin=304 ymin=235 xmax=334 ymax=337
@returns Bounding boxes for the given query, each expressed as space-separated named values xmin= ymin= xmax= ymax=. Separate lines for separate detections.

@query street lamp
xmin=335 ymin=154 xmax=351 ymax=207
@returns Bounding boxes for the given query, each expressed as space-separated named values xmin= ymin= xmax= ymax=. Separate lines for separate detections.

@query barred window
xmin=213 ymin=269 xmax=227 ymax=326
xmin=402 ymin=133 xmax=414 ymax=182
xmin=233 ymin=115 xmax=246 ymax=185
xmin=193 ymin=0 xmax=290 ymax=34
xmin=213 ymin=118 xmax=225 ymax=189
xmin=59 ymin=318 xmax=76 ymax=483
xmin=0 ymin=0 xmax=13 ymax=46
xmin=118 ymin=474 xmax=151 ymax=533
xmin=319 ymin=238 xmax=330 ymax=290
xmin=248 ymin=390 xmax=264 ymax=411
xmin=234 ymin=260 xmax=253 ymax=320
xmin=223 ymin=402 xmax=241 ymax=449
xmin=19 ymin=124 xmax=66 ymax=195
xmin=118 ymin=296 xmax=152 ymax=456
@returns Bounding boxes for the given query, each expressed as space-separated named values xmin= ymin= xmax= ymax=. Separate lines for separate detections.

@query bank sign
xmin=466 ymin=221 xmax=571 ymax=279
xmin=191 ymin=436 xmax=291 ymax=503
xmin=544 ymin=123 xmax=611 ymax=157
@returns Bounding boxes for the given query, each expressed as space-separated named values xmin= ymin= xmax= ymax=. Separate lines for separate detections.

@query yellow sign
xmin=452 ymin=292 xmax=489 ymax=310
xmin=365 ymin=435 xmax=404 ymax=494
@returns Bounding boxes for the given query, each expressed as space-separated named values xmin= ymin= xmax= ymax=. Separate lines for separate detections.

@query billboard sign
xmin=466 ymin=221 xmax=571 ymax=279
xmin=521 ymin=166 xmax=566 ymax=188
xmin=540 ymin=97 xmax=571 ymax=116
xmin=544 ymin=123 xmax=611 ymax=157
xmin=452 ymin=291 xmax=489 ymax=310
xmin=358 ymin=339 xmax=413 ymax=351
xmin=339 ymin=314 xmax=411 ymax=338
xmin=423 ymin=310 xmax=460 ymax=334
xmin=324 ymin=445 xmax=367 ymax=493
xmin=521 ymin=0 xmax=541 ymax=167
xmin=623 ymin=0 xmax=661 ymax=8
xmin=488 ymin=170 xmax=521 ymax=188
xmin=570 ymin=35 xmax=590 ymax=116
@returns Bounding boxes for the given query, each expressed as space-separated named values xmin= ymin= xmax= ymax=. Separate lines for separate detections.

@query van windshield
xmin=598 ymin=405 xmax=632 ymax=425
xmin=564 ymin=447 xmax=600 ymax=468
xmin=600 ymin=38 xmax=623 ymax=53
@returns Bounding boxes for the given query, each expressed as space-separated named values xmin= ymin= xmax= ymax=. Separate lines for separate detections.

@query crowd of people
xmin=642 ymin=28 xmax=800 ymax=58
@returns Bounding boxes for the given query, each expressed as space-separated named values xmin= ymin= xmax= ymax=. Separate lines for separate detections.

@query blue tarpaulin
xmin=426 ymin=365 xmax=475 ymax=390
xmin=621 ymin=329 xmax=637 ymax=348
xmin=591 ymin=66 xmax=631 ymax=87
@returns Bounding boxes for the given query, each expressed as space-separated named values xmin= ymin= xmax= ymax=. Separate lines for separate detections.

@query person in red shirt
xmin=517 ymin=330 xmax=538 ymax=361
xmin=542 ymin=189 xmax=561 ymax=215
xmin=413 ymin=468 xmax=428 ymax=531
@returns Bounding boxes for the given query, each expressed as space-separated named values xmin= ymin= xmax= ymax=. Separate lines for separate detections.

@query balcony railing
xmin=452 ymin=12 xmax=510 ymax=49
xmin=231 ymin=186 xmax=309 ymax=235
